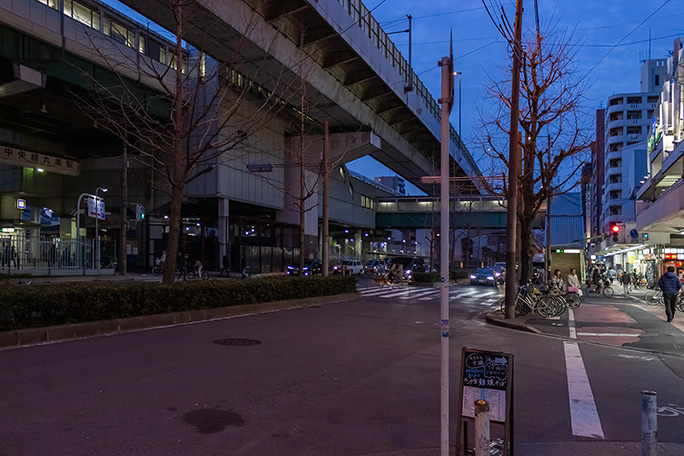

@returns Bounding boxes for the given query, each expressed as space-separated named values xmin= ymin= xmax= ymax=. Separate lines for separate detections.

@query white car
xmin=334 ymin=260 xmax=363 ymax=275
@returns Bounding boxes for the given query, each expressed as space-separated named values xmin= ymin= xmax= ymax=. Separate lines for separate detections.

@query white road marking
xmin=614 ymin=354 xmax=657 ymax=361
xmin=568 ymin=308 xmax=577 ymax=339
xmin=399 ymin=289 xmax=440 ymax=299
xmin=576 ymin=333 xmax=640 ymax=337
xmin=563 ymin=341 xmax=605 ymax=439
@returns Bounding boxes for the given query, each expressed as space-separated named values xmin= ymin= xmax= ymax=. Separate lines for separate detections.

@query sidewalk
xmin=486 ymin=287 xmax=684 ymax=356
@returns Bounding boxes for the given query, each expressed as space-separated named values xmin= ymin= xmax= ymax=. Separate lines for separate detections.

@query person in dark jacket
xmin=219 ymin=255 xmax=229 ymax=277
xmin=658 ymin=266 xmax=682 ymax=322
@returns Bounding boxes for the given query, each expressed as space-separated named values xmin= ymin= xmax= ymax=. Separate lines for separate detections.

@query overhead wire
xmin=578 ymin=0 xmax=672 ymax=82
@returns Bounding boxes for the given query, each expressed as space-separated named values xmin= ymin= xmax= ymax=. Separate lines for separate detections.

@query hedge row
xmin=0 ymin=276 xmax=357 ymax=331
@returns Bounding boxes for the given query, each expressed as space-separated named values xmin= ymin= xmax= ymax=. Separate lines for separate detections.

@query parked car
xmin=364 ymin=259 xmax=385 ymax=274
xmin=470 ymin=267 xmax=498 ymax=286
xmin=333 ymin=260 xmax=363 ymax=275
xmin=287 ymin=259 xmax=322 ymax=276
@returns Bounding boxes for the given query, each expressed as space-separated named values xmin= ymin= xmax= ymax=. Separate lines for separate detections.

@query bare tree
xmin=479 ymin=24 xmax=590 ymax=283
xmin=73 ymin=1 xmax=293 ymax=283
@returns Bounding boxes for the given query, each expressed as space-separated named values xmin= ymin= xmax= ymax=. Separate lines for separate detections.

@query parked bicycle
xmin=499 ymin=285 xmax=560 ymax=318
xmin=549 ymin=287 xmax=581 ymax=309
xmin=644 ymin=289 xmax=663 ymax=305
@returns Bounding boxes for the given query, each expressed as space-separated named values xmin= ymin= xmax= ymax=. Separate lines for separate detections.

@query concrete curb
xmin=0 ymin=292 xmax=360 ymax=349
xmin=484 ymin=310 xmax=543 ymax=334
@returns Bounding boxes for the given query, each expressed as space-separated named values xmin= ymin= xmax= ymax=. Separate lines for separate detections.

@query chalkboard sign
xmin=461 ymin=349 xmax=511 ymax=422
xmin=456 ymin=347 xmax=514 ymax=455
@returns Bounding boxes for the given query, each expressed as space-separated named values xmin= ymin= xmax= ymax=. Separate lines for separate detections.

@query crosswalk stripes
xmin=358 ymin=285 xmax=503 ymax=303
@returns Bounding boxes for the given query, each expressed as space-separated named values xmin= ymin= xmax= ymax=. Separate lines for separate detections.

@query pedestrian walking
xmin=219 ymin=254 xmax=229 ymax=277
xmin=241 ymin=254 xmax=247 ymax=279
xmin=658 ymin=266 xmax=682 ymax=322
xmin=608 ymin=266 xmax=617 ymax=283
xmin=622 ymin=270 xmax=632 ymax=294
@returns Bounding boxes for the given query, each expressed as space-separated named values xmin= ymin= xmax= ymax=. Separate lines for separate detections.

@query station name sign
xmin=1 ymin=145 xmax=80 ymax=176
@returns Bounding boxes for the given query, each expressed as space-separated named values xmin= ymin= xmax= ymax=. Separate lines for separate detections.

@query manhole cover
xmin=213 ymin=338 xmax=261 ymax=346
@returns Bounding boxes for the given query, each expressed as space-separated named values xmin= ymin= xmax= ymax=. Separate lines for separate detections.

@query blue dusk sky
xmin=105 ymin=0 xmax=684 ymax=195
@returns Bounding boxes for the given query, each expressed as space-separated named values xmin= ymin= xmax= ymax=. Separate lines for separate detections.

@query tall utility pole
xmin=119 ymin=142 xmax=128 ymax=275
xmin=322 ymin=120 xmax=330 ymax=277
xmin=504 ymin=0 xmax=524 ymax=319
xmin=437 ymin=36 xmax=454 ymax=456
xmin=545 ymin=134 xmax=551 ymax=281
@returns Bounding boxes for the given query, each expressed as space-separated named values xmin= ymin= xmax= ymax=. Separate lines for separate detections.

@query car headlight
xmin=495 ymin=272 xmax=500 ymax=277
xmin=487 ymin=276 xmax=494 ymax=280
xmin=287 ymin=266 xmax=294 ymax=270
xmin=470 ymin=275 xmax=476 ymax=279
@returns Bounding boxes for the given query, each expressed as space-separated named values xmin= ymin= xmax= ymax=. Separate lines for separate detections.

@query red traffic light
xmin=611 ymin=225 xmax=620 ymax=233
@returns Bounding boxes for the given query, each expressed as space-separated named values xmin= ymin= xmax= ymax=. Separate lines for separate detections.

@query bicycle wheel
xmin=536 ymin=297 xmax=556 ymax=318
xmin=550 ymin=296 xmax=567 ymax=317
xmin=566 ymin=292 xmax=581 ymax=309
xmin=644 ymin=290 xmax=658 ymax=304
xmin=602 ymin=286 xmax=614 ymax=298
xmin=185 ymin=271 xmax=196 ymax=280
xmin=675 ymin=297 xmax=684 ymax=313
xmin=586 ymin=286 xmax=598 ymax=298
xmin=200 ymin=271 xmax=209 ymax=280
xmin=498 ymin=298 xmax=506 ymax=315
xmin=515 ymin=296 xmax=530 ymax=316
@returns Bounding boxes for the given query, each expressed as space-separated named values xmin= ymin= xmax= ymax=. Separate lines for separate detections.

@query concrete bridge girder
xmin=118 ymin=0 xmax=471 ymax=194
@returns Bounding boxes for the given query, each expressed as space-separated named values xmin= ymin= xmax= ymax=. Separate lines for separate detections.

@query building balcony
xmin=607 ymin=133 xmax=644 ymax=144
xmin=606 ymin=118 xmax=644 ymax=129
xmin=605 ymin=181 xmax=622 ymax=192
xmin=604 ymin=214 xmax=622 ymax=226
xmin=606 ymin=165 xmax=622 ymax=176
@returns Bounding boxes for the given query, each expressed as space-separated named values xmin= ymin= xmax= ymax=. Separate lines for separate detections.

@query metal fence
xmin=0 ymin=233 xmax=117 ymax=273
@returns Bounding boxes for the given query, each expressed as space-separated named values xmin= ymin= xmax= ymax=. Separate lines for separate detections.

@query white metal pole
xmin=95 ymin=194 xmax=99 ymax=270
xmin=474 ymin=400 xmax=490 ymax=456
xmin=438 ymin=54 xmax=452 ymax=456
xmin=76 ymin=193 xmax=89 ymax=272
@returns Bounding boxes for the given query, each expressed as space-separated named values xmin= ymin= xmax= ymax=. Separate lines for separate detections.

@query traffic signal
xmin=643 ymin=232 xmax=649 ymax=241
xmin=135 ymin=204 xmax=145 ymax=222
xmin=610 ymin=224 xmax=620 ymax=242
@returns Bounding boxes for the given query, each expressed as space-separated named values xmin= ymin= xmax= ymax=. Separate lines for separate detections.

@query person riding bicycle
xmin=155 ymin=250 xmax=166 ymax=268
xmin=177 ymin=253 xmax=190 ymax=279
xmin=388 ymin=262 xmax=400 ymax=284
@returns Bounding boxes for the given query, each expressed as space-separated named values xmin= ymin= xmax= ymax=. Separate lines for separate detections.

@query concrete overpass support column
xmin=355 ymin=230 xmax=362 ymax=258
xmin=218 ymin=198 xmax=230 ymax=265
xmin=276 ymin=137 xmax=320 ymax=260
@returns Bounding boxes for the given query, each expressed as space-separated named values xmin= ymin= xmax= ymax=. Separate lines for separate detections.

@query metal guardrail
xmin=0 ymin=233 xmax=116 ymax=273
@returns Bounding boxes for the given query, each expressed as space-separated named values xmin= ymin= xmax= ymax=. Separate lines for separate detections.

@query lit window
xmin=104 ymin=17 xmax=135 ymax=48
xmin=64 ymin=0 xmax=100 ymax=30
xmin=37 ymin=0 xmax=58 ymax=9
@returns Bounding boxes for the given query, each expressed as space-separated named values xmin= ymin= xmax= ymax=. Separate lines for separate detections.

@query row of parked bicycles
xmin=498 ymin=284 xmax=581 ymax=319
xmin=644 ymin=289 xmax=684 ymax=311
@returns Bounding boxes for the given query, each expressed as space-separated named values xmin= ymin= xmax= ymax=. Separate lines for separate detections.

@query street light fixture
xmin=454 ymin=71 xmax=462 ymax=136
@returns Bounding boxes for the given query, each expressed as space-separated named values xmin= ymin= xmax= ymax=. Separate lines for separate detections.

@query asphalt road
xmin=1 ymin=276 xmax=683 ymax=455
